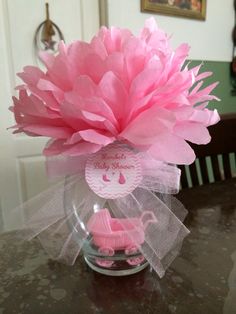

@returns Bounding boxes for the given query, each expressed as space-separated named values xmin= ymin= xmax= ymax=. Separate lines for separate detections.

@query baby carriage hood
xmin=87 ymin=208 xmax=112 ymax=234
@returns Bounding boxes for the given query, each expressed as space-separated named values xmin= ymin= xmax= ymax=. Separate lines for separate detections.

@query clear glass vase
xmin=64 ymin=176 xmax=149 ymax=276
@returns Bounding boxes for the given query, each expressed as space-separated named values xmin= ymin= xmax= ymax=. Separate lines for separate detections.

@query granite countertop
xmin=0 ymin=179 xmax=236 ymax=314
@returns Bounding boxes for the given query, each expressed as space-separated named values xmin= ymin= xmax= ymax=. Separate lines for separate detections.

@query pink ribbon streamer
xmin=17 ymin=151 xmax=189 ymax=278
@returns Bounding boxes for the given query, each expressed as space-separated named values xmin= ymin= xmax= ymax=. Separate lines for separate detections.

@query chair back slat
xmin=179 ymin=165 xmax=188 ymax=188
xmin=211 ymin=155 xmax=222 ymax=181
xmin=180 ymin=113 xmax=236 ymax=188
xmin=189 ymin=163 xmax=199 ymax=186
xmin=199 ymin=157 xmax=209 ymax=184
xmin=222 ymin=153 xmax=232 ymax=179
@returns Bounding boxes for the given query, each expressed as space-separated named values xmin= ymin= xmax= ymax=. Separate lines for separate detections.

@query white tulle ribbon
xmin=18 ymin=150 xmax=189 ymax=278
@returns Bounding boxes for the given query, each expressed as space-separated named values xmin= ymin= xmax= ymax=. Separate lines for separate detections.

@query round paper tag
xmin=85 ymin=145 xmax=142 ymax=199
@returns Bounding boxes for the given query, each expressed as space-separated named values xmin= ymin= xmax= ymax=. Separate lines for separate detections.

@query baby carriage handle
xmin=140 ymin=211 xmax=157 ymax=230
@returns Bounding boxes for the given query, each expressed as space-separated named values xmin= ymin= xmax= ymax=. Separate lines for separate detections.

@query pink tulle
xmin=10 ymin=18 xmax=220 ymax=165
xmin=11 ymin=155 xmax=188 ymax=278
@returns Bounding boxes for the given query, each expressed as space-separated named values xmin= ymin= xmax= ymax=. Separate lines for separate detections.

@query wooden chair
xmin=180 ymin=113 xmax=236 ymax=188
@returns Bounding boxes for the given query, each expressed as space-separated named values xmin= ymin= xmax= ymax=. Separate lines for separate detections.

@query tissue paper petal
xmin=10 ymin=18 xmax=220 ymax=164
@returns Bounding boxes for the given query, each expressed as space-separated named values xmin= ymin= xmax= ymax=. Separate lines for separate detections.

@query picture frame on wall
xmin=141 ymin=0 xmax=206 ymax=20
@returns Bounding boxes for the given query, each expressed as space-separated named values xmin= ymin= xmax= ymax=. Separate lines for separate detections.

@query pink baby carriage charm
xmin=87 ymin=208 xmax=157 ymax=269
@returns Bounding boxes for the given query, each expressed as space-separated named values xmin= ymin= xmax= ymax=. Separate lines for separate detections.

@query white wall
xmin=106 ymin=0 xmax=235 ymax=62
xmin=5 ymin=0 xmax=99 ymax=82
xmin=0 ymin=0 xmax=100 ymax=231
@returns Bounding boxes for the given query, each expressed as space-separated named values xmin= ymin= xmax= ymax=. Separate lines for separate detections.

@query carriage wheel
xmin=95 ymin=259 xmax=114 ymax=268
xmin=96 ymin=246 xmax=115 ymax=268
xmin=127 ymin=256 xmax=145 ymax=266
xmin=125 ymin=245 xmax=138 ymax=256
xmin=98 ymin=246 xmax=114 ymax=256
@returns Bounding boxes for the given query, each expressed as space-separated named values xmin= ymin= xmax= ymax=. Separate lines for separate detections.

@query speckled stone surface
xmin=0 ymin=179 xmax=236 ymax=314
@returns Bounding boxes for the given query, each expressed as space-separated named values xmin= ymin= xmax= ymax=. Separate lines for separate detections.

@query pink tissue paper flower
xmin=10 ymin=18 xmax=220 ymax=165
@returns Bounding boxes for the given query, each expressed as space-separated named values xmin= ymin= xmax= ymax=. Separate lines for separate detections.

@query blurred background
xmin=0 ymin=0 xmax=235 ymax=232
